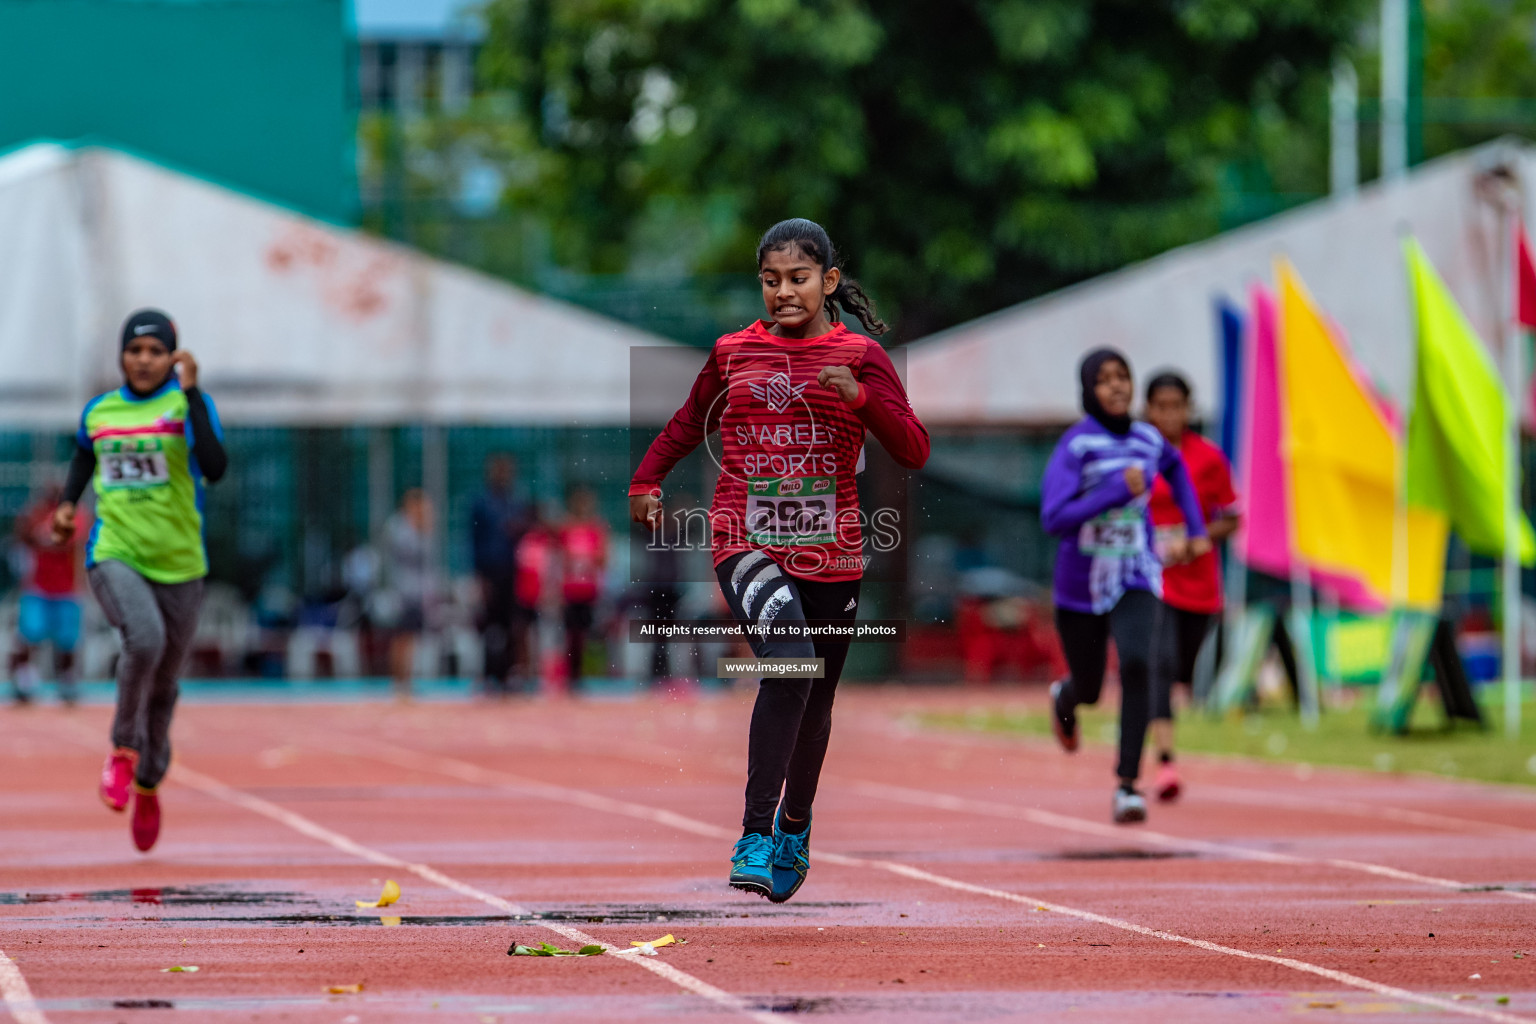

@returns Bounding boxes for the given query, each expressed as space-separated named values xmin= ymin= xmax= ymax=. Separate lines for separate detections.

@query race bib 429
xmin=1078 ymin=507 xmax=1145 ymax=557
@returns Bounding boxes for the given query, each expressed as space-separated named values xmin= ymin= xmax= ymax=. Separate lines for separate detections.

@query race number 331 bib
xmin=746 ymin=476 xmax=836 ymax=546
xmin=101 ymin=451 xmax=170 ymax=489
xmin=1078 ymin=507 xmax=1145 ymax=557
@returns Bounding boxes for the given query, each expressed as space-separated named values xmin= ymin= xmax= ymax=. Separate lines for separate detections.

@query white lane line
xmin=339 ymin=743 xmax=734 ymax=840
xmin=854 ymin=711 xmax=1536 ymax=834
xmin=0 ymin=951 xmax=50 ymax=1024
xmin=842 ymin=779 xmax=1536 ymax=903
xmin=403 ymin=720 xmax=1536 ymax=904
xmin=1196 ymin=784 xmax=1536 ymax=839
xmin=855 ymin=861 xmax=1535 ymax=1024
xmin=348 ymin=743 xmax=1534 ymax=1024
xmin=561 ymin=713 xmax=1536 ymax=842
xmin=170 ymin=764 xmax=777 ymax=1024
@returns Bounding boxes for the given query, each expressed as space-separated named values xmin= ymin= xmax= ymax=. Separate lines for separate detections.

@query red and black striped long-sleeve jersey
xmin=630 ymin=320 xmax=929 ymax=582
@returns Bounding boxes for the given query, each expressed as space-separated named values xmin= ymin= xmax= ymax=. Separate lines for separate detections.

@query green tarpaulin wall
xmin=0 ymin=0 xmax=353 ymax=222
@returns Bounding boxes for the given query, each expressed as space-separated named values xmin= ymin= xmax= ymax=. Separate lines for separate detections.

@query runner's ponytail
xmin=829 ymin=277 xmax=888 ymax=336
xmin=757 ymin=218 xmax=889 ymax=336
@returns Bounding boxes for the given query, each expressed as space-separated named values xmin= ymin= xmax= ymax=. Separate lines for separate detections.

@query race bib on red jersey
xmin=745 ymin=475 xmax=837 ymax=546
xmin=709 ymin=324 xmax=870 ymax=579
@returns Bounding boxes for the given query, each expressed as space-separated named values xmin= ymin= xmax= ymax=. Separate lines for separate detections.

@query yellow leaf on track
xmin=326 ymin=983 xmax=364 ymax=994
xmin=380 ymin=916 xmax=401 ymax=927
xmin=356 ymin=879 xmax=400 ymax=908
xmin=629 ymin=934 xmax=676 ymax=949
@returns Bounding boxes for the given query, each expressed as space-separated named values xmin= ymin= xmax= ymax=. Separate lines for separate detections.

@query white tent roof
xmin=907 ymin=140 xmax=1531 ymax=425
xmin=0 ymin=142 xmax=680 ymax=429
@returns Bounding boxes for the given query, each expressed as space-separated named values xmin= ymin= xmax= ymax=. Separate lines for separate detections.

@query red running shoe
xmin=1048 ymin=680 xmax=1078 ymax=753
xmin=99 ymin=749 xmax=136 ymax=812
xmin=1154 ymin=762 xmax=1182 ymax=803
xmin=131 ymin=784 xmax=161 ymax=853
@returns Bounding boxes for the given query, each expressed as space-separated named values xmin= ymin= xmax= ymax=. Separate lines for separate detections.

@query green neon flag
xmin=1404 ymin=238 xmax=1536 ymax=563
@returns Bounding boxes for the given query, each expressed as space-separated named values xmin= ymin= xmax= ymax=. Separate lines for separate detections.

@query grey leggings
xmin=88 ymin=560 xmax=204 ymax=789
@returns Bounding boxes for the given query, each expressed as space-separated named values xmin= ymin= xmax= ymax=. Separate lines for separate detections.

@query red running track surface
xmin=2 ymin=686 xmax=1535 ymax=1023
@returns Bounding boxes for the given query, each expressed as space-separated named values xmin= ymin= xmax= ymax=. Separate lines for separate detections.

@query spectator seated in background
xmin=380 ymin=489 xmax=437 ymax=700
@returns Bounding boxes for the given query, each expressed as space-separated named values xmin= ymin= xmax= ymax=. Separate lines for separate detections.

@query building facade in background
xmin=355 ymin=0 xmax=480 ymax=115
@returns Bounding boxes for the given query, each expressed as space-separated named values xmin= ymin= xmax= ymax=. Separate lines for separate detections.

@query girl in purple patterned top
xmin=1040 ymin=349 xmax=1208 ymax=823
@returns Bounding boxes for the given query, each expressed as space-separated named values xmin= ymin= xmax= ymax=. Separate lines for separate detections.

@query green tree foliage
xmin=464 ymin=0 xmax=1366 ymax=339
xmin=1425 ymin=0 xmax=1536 ymax=102
xmin=1421 ymin=0 xmax=1536 ymax=158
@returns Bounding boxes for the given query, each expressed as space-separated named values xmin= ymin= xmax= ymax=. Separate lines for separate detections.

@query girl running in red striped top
xmin=630 ymin=219 xmax=929 ymax=902
xmin=1144 ymin=371 xmax=1241 ymax=802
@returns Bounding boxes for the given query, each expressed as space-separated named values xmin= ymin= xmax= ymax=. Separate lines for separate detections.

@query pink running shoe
xmin=1154 ymin=762 xmax=1182 ymax=803
xmin=99 ymin=749 xmax=136 ymax=812
xmin=131 ymin=784 xmax=161 ymax=853
xmin=1048 ymin=680 xmax=1079 ymax=753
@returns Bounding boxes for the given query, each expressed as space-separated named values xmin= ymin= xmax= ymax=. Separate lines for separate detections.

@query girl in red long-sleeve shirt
xmin=630 ymin=219 xmax=928 ymax=902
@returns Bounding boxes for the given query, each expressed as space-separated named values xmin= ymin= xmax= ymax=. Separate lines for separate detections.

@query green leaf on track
xmin=508 ymin=941 xmax=604 ymax=957
xmin=161 ymin=966 xmax=200 ymax=973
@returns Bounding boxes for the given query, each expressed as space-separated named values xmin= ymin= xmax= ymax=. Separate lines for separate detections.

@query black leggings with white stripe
xmin=716 ymin=550 xmax=861 ymax=837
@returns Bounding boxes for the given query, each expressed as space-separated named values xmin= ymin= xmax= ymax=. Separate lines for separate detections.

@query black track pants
xmin=716 ymin=551 xmax=860 ymax=836
xmin=1054 ymin=588 xmax=1160 ymax=784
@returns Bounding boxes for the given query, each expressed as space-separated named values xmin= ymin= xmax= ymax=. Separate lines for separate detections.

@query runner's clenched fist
xmin=817 ymin=365 xmax=858 ymax=403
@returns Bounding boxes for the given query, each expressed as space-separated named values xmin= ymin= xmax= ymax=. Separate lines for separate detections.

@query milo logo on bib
xmin=745 ymin=476 xmax=836 ymax=546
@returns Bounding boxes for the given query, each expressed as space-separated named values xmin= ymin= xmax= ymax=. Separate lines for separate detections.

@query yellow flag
xmin=1402 ymin=506 xmax=1449 ymax=609
xmin=1277 ymin=260 xmax=1445 ymax=608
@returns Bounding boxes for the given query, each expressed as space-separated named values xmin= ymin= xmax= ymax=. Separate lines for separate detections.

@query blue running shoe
xmin=729 ymin=833 xmax=773 ymax=897
xmin=768 ymin=809 xmax=811 ymax=904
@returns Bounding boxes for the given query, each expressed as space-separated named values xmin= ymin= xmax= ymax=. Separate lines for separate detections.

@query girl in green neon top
xmin=54 ymin=309 xmax=228 ymax=853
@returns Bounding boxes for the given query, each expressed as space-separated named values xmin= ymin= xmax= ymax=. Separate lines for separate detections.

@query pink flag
xmin=1238 ymin=285 xmax=1290 ymax=578
xmin=1516 ymin=223 xmax=1536 ymax=426
xmin=1516 ymin=222 xmax=1536 ymax=329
